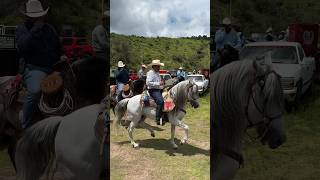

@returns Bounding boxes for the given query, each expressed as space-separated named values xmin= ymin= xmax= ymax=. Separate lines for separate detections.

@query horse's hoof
xmin=151 ymin=133 xmax=155 ymax=137
xmin=180 ymin=140 xmax=187 ymax=145
xmin=132 ymin=143 xmax=139 ymax=148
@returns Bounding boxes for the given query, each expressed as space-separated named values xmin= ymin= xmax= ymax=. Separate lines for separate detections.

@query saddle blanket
xmin=140 ymin=90 xmax=175 ymax=112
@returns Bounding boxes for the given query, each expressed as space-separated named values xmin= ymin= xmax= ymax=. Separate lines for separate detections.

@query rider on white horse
xmin=146 ymin=59 xmax=165 ymax=125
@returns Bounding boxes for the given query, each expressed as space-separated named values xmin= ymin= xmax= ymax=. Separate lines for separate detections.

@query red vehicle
xmin=62 ymin=37 xmax=95 ymax=62
xmin=288 ymin=24 xmax=320 ymax=80
xmin=159 ymin=70 xmax=170 ymax=74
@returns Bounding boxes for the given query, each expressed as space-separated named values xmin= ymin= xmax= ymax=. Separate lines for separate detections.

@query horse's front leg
xmin=128 ymin=121 xmax=139 ymax=148
xmin=170 ymin=124 xmax=178 ymax=149
xmin=177 ymin=120 xmax=189 ymax=145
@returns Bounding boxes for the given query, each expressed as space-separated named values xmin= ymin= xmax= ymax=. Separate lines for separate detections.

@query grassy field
xmin=110 ymin=92 xmax=210 ymax=180
xmin=235 ymin=86 xmax=320 ymax=180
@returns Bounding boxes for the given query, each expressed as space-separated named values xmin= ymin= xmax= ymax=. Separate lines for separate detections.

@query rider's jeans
xmin=148 ymin=89 xmax=164 ymax=106
xmin=22 ymin=68 xmax=48 ymax=129
xmin=116 ymin=82 xmax=124 ymax=95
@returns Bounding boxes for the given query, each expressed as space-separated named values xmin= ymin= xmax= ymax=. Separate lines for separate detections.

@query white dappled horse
xmin=115 ymin=79 xmax=200 ymax=149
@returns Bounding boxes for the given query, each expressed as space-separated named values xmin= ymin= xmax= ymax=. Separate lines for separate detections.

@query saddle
xmin=40 ymin=72 xmax=63 ymax=95
xmin=140 ymin=89 xmax=175 ymax=112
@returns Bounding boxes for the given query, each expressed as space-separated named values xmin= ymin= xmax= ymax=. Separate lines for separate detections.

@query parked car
xmin=240 ymin=41 xmax=316 ymax=105
xmin=62 ymin=37 xmax=95 ymax=62
xmin=168 ymin=70 xmax=177 ymax=78
xmin=160 ymin=73 xmax=179 ymax=87
xmin=187 ymin=74 xmax=209 ymax=93
xmin=160 ymin=73 xmax=172 ymax=81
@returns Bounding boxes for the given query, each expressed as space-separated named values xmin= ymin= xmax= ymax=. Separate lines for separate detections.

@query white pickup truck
xmin=240 ymin=41 xmax=316 ymax=104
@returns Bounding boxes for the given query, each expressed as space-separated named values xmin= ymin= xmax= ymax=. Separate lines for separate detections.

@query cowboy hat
xmin=117 ymin=61 xmax=125 ymax=68
xmin=222 ymin=17 xmax=231 ymax=25
xmin=141 ymin=64 xmax=147 ymax=68
xmin=23 ymin=0 xmax=49 ymax=18
xmin=149 ymin=59 xmax=164 ymax=66
xmin=178 ymin=67 xmax=183 ymax=70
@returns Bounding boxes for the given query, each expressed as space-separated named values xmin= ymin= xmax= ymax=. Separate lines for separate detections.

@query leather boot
xmin=156 ymin=104 xmax=163 ymax=125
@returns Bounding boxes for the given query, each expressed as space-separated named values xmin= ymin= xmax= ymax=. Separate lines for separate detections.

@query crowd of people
xmin=212 ymin=17 xmax=289 ymax=71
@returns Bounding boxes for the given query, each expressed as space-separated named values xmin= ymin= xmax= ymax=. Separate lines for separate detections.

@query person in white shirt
xmin=146 ymin=59 xmax=165 ymax=125
xmin=92 ymin=10 xmax=109 ymax=60
xmin=177 ymin=66 xmax=187 ymax=82
xmin=138 ymin=64 xmax=147 ymax=80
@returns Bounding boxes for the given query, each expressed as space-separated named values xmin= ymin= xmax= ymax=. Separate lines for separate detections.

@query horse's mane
xmin=170 ymin=80 xmax=192 ymax=111
xmin=211 ymin=60 xmax=261 ymax=154
xmin=263 ymin=71 xmax=284 ymax=115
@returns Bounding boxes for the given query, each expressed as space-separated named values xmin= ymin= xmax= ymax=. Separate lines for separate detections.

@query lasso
xmin=38 ymin=88 xmax=74 ymax=116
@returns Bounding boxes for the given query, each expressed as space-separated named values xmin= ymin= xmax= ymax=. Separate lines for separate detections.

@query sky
xmin=110 ymin=0 xmax=210 ymax=38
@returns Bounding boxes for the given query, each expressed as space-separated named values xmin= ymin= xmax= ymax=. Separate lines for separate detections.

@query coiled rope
xmin=38 ymin=89 xmax=74 ymax=116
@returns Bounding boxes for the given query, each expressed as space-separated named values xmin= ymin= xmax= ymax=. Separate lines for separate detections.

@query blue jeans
xmin=116 ymin=82 xmax=124 ymax=95
xmin=22 ymin=68 xmax=48 ymax=129
xmin=148 ymin=89 xmax=164 ymax=106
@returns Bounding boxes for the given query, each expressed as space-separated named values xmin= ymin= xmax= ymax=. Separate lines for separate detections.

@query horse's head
xmin=248 ymin=61 xmax=286 ymax=149
xmin=186 ymin=79 xmax=200 ymax=108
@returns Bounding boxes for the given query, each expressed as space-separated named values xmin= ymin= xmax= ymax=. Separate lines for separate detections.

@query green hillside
xmin=0 ymin=0 xmax=102 ymax=35
xmin=111 ymin=33 xmax=210 ymax=71
xmin=212 ymin=0 xmax=320 ymax=34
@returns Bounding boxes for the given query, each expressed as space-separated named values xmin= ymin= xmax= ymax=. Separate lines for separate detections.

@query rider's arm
xmin=95 ymin=26 xmax=108 ymax=50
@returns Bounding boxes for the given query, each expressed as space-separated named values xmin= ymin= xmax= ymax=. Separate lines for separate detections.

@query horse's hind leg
xmin=128 ymin=121 xmax=139 ymax=148
xmin=138 ymin=120 xmax=155 ymax=137
xmin=177 ymin=120 xmax=189 ymax=145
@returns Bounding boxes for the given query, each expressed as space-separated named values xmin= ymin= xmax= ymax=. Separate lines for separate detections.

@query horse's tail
xmin=15 ymin=116 xmax=62 ymax=180
xmin=114 ymin=98 xmax=130 ymax=131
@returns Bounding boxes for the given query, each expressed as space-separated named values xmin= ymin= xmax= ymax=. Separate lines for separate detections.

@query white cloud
xmin=110 ymin=0 xmax=210 ymax=37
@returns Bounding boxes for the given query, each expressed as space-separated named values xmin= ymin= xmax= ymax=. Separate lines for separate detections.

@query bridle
xmin=168 ymin=81 xmax=199 ymax=114
xmin=245 ymin=71 xmax=282 ymax=135
xmin=186 ymin=83 xmax=199 ymax=108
